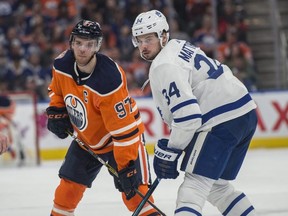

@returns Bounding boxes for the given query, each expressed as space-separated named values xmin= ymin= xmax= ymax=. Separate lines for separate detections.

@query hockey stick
xmin=66 ymin=131 xmax=165 ymax=215
xmin=132 ymin=178 xmax=161 ymax=216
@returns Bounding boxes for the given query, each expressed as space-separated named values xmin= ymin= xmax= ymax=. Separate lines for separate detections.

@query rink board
xmin=11 ymin=91 xmax=288 ymax=160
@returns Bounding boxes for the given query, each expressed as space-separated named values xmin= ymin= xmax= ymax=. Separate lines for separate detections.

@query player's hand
xmin=154 ymin=139 xmax=182 ymax=179
xmin=46 ymin=106 xmax=73 ymax=139
xmin=118 ymin=160 xmax=140 ymax=200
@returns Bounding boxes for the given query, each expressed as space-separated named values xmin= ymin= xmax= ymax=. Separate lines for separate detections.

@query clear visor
xmin=132 ymin=32 xmax=169 ymax=48
xmin=71 ymin=36 xmax=102 ymax=52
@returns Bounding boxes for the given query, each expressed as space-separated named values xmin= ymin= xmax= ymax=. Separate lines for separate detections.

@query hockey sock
xmin=175 ymin=173 xmax=215 ymax=216
xmin=207 ymin=179 xmax=256 ymax=216
xmin=51 ymin=178 xmax=86 ymax=216
xmin=122 ymin=184 xmax=158 ymax=216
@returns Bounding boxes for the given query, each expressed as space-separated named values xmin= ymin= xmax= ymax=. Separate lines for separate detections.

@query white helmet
xmin=132 ymin=10 xmax=169 ymax=47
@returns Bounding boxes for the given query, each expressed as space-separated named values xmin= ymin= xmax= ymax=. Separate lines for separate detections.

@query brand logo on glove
xmin=127 ymin=169 xmax=137 ymax=177
xmin=155 ymin=150 xmax=172 ymax=160
xmin=48 ymin=113 xmax=69 ymax=119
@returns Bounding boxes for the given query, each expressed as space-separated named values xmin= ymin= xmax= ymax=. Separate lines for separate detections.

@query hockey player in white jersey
xmin=132 ymin=10 xmax=258 ymax=216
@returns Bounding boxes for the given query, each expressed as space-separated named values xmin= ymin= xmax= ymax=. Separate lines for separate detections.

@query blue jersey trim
xmin=171 ymin=99 xmax=198 ymax=113
xmin=223 ymin=193 xmax=245 ymax=215
xmin=242 ymin=206 xmax=255 ymax=216
xmin=175 ymin=206 xmax=202 ymax=216
xmin=202 ymin=94 xmax=252 ymax=124
xmin=174 ymin=114 xmax=202 ymax=123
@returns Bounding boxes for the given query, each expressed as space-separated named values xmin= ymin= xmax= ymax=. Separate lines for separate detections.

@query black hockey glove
xmin=154 ymin=139 xmax=182 ymax=179
xmin=118 ymin=160 xmax=140 ymax=200
xmin=46 ymin=106 xmax=73 ymax=139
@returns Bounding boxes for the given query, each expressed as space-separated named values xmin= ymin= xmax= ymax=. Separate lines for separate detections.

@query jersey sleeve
xmin=150 ymin=63 xmax=202 ymax=150
xmin=47 ymin=67 xmax=66 ymax=108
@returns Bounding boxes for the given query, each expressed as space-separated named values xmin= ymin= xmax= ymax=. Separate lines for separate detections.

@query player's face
xmin=72 ymin=36 xmax=97 ymax=65
xmin=136 ymin=33 xmax=161 ymax=61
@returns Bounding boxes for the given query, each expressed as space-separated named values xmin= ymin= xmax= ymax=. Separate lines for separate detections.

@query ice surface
xmin=0 ymin=148 xmax=288 ymax=216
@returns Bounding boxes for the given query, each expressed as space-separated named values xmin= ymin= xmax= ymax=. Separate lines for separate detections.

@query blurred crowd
xmin=0 ymin=0 xmax=258 ymax=101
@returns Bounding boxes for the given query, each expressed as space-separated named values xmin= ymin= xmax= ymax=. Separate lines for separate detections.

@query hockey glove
xmin=46 ymin=106 xmax=73 ymax=139
xmin=154 ymin=139 xmax=182 ymax=179
xmin=118 ymin=160 xmax=140 ymax=200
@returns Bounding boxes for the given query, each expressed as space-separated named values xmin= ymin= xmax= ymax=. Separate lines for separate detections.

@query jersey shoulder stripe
xmin=53 ymin=50 xmax=75 ymax=74
xmin=53 ymin=51 xmax=123 ymax=95
xmin=86 ymin=54 xmax=122 ymax=95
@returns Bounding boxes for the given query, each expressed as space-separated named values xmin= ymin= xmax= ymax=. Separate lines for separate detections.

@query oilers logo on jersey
xmin=65 ymin=94 xmax=87 ymax=131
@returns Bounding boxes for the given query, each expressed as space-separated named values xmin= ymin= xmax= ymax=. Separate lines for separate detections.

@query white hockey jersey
xmin=149 ymin=39 xmax=257 ymax=150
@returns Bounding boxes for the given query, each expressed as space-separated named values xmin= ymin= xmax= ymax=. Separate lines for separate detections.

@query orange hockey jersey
xmin=48 ymin=50 xmax=145 ymax=170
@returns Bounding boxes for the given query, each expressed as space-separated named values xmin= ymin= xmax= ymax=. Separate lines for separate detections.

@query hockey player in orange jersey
xmin=0 ymin=96 xmax=12 ymax=155
xmin=46 ymin=20 xmax=160 ymax=216
xmin=0 ymin=95 xmax=17 ymax=159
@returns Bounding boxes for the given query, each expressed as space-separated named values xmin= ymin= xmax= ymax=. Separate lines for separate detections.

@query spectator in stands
xmin=217 ymin=27 xmax=257 ymax=91
xmin=111 ymin=9 xmax=135 ymax=61
xmin=193 ymin=14 xmax=217 ymax=58
xmin=123 ymin=0 xmax=142 ymax=23
xmin=4 ymin=26 xmax=20 ymax=54
xmin=173 ymin=0 xmax=211 ymax=37
xmin=41 ymin=0 xmax=60 ymax=21
xmin=25 ymin=46 xmax=52 ymax=100
xmin=118 ymin=24 xmax=135 ymax=61
xmin=217 ymin=0 xmax=247 ymax=42
xmin=217 ymin=27 xmax=254 ymax=66
xmin=0 ymin=0 xmax=14 ymax=36
xmin=79 ymin=0 xmax=100 ymax=21
xmin=1 ymin=0 xmax=257 ymax=99
xmin=104 ymin=46 xmax=122 ymax=62
xmin=0 ymin=46 xmax=9 ymax=92
xmin=169 ymin=16 xmax=191 ymax=41
xmin=5 ymin=39 xmax=31 ymax=92
xmin=127 ymin=49 xmax=151 ymax=97
xmin=125 ymin=69 xmax=145 ymax=97
xmin=50 ymin=25 xmax=69 ymax=56
xmin=231 ymin=56 xmax=257 ymax=92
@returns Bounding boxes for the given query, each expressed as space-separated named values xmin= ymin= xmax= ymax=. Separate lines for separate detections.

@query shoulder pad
xmin=86 ymin=54 xmax=123 ymax=95
xmin=53 ymin=50 xmax=75 ymax=75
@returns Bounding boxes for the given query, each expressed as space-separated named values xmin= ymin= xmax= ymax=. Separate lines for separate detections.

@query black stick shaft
xmin=132 ymin=178 xmax=162 ymax=216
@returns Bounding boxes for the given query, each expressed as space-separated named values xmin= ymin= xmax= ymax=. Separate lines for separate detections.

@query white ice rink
xmin=1 ymin=148 xmax=288 ymax=216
